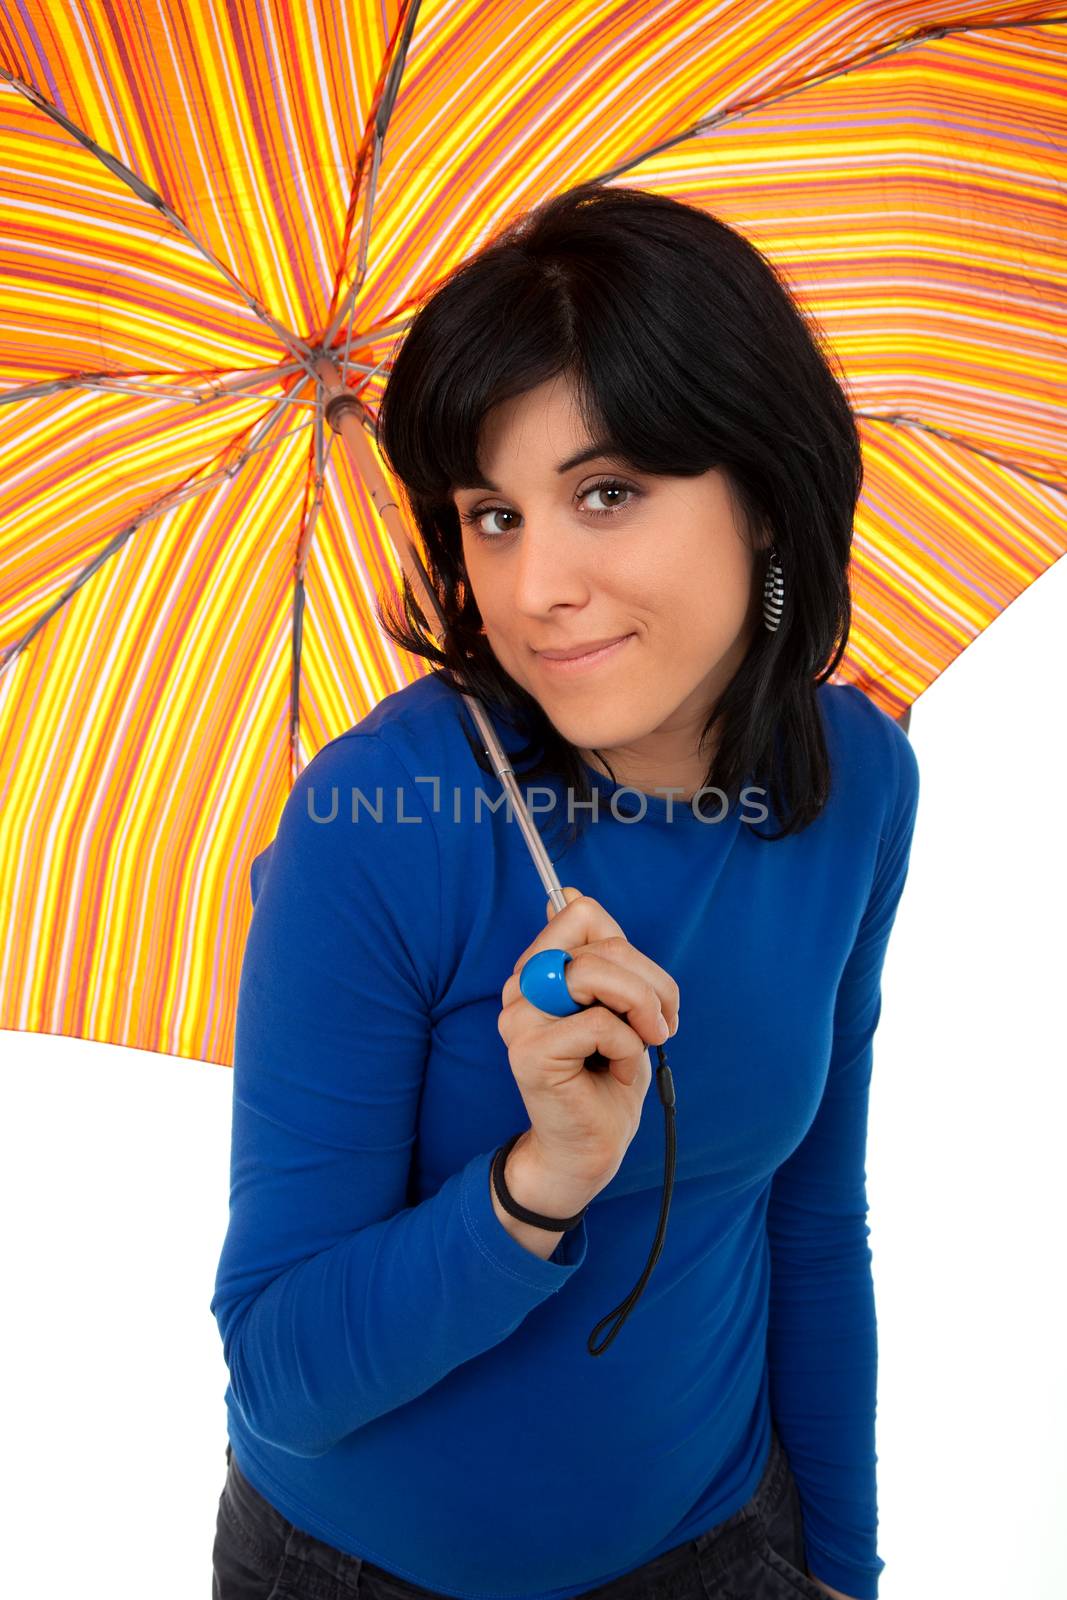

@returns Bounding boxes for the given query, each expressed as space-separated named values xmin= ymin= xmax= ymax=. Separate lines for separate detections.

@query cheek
xmin=659 ymin=581 xmax=740 ymax=642
xmin=682 ymin=548 xmax=755 ymax=627
xmin=644 ymin=585 xmax=749 ymax=679
xmin=460 ymin=557 xmax=496 ymax=625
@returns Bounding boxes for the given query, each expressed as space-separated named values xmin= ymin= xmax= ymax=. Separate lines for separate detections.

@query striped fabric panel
xmin=0 ymin=0 xmax=1063 ymax=1060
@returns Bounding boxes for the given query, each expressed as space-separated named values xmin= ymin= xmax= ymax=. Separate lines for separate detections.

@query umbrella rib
xmin=0 ymin=364 xmax=307 ymax=409
xmin=288 ymin=391 xmax=331 ymax=782
xmin=0 ymin=378 xmax=314 ymax=681
xmin=854 ymin=412 xmax=1067 ymax=496
xmin=322 ymin=0 xmax=427 ymax=376
xmin=286 ymin=343 xmax=402 ymax=779
xmin=336 ymin=134 xmax=384 ymax=386
xmin=288 ymin=356 xmax=404 ymax=780
xmin=549 ymin=17 xmax=1067 ymax=187
xmin=0 ymin=68 xmax=323 ymax=392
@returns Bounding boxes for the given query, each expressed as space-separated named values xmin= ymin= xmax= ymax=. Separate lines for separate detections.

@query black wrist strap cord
xmin=491 ymin=1042 xmax=676 ymax=1357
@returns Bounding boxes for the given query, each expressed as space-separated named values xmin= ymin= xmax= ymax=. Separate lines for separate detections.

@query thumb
xmin=546 ymin=885 xmax=582 ymax=922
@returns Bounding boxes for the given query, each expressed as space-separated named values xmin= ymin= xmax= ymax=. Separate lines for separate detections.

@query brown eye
xmin=583 ymin=480 xmax=635 ymax=516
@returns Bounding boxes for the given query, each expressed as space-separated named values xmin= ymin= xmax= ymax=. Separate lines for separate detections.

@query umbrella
xmin=1 ymin=2 xmax=1064 ymax=1346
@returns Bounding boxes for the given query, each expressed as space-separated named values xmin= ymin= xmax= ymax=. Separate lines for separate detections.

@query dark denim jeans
xmin=212 ymin=1426 xmax=827 ymax=1600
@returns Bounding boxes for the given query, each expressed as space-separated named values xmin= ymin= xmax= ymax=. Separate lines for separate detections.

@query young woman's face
xmin=453 ymin=374 xmax=765 ymax=798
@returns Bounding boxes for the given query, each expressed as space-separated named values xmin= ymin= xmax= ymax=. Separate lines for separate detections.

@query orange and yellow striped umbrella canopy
xmin=0 ymin=1 xmax=1064 ymax=1064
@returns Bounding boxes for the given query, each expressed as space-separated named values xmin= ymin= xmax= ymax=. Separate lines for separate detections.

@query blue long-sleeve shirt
xmin=210 ymin=670 xmax=920 ymax=1600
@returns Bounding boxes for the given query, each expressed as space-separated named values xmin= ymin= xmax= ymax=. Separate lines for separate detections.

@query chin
xmin=549 ymin=711 xmax=642 ymax=751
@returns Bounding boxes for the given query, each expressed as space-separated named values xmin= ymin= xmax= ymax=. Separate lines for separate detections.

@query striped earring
xmin=762 ymin=547 xmax=784 ymax=633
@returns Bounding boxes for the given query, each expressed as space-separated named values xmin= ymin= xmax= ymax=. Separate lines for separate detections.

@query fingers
xmin=559 ymin=951 xmax=672 ymax=1046
xmin=503 ymin=937 xmax=680 ymax=1039
xmin=546 ymin=885 xmax=584 ymax=921
xmin=500 ymin=990 xmax=653 ymax=1073
xmin=505 ymin=890 xmax=680 ymax=1043
xmin=543 ymin=887 xmax=624 ymax=940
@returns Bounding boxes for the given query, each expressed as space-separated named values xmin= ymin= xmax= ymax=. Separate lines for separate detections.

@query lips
xmin=534 ymin=633 xmax=636 ymax=676
xmin=535 ymin=633 xmax=633 ymax=661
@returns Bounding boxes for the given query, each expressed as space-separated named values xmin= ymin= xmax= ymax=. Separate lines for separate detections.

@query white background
xmin=2 ymin=554 xmax=1064 ymax=1598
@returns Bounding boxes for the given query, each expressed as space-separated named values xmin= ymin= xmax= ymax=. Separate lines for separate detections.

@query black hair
xmin=371 ymin=180 xmax=861 ymax=845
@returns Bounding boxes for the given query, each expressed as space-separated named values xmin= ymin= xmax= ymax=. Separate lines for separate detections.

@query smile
xmin=535 ymin=634 xmax=635 ymax=674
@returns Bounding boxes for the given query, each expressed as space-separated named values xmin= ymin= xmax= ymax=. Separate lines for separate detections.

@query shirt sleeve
xmin=765 ymin=710 xmax=920 ymax=1600
xmin=210 ymin=730 xmax=588 ymax=1460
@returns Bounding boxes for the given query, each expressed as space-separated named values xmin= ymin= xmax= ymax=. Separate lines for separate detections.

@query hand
xmin=497 ymin=887 xmax=681 ymax=1190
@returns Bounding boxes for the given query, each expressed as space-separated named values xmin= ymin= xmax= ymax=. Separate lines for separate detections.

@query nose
xmin=510 ymin=519 xmax=593 ymax=619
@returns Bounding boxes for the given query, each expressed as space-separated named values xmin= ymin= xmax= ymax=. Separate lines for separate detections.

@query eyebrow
xmin=452 ymin=441 xmax=622 ymax=493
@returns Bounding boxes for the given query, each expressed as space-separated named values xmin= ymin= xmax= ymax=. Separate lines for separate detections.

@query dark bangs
xmin=371 ymin=181 xmax=862 ymax=846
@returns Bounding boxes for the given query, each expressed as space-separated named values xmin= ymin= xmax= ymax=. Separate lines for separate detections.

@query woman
xmin=210 ymin=184 xmax=919 ymax=1600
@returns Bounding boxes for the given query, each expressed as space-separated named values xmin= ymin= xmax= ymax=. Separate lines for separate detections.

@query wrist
xmin=510 ymin=1130 xmax=604 ymax=1216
